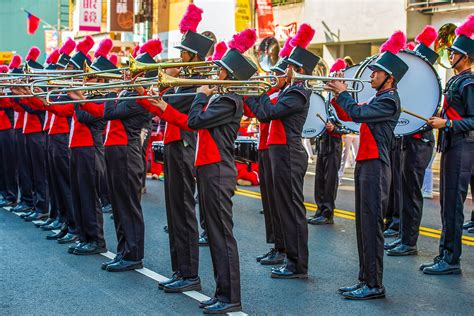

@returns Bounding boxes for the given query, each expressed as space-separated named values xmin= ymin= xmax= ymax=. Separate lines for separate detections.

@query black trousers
xmin=400 ymin=139 xmax=433 ymax=246
xmin=314 ymin=139 xmax=342 ymax=218
xmin=49 ymin=134 xmax=76 ymax=233
xmin=46 ymin=135 xmax=59 ymax=219
xmin=259 ymin=149 xmax=285 ymax=249
xmin=269 ymin=144 xmax=308 ymax=274
xmin=163 ymin=141 xmax=198 ymax=277
xmin=141 ymin=126 xmax=152 ymax=189
xmin=439 ymin=137 xmax=474 ymax=264
xmin=470 ymin=174 xmax=474 ymax=221
xmin=354 ymin=159 xmax=390 ymax=288
xmin=0 ymin=129 xmax=18 ymax=202
xmin=25 ymin=132 xmax=49 ymax=214
xmin=196 ymin=162 xmax=240 ymax=304
xmin=106 ymin=144 xmax=145 ymax=261
xmin=15 ymin=129 xmax=33 ymax=206
xmin=70 ymin=146 xmax=106 ymax=246
xmin=386 ymin=137 xmax=404 ymax=230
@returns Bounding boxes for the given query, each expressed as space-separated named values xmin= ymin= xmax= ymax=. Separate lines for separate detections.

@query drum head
xmin=302 ymin=92 xmax=327 ymax=138
xmin=356 ymin=50 xmax=441 ymax=136
xmin=328 ymin=64 xmax=361 ymax=134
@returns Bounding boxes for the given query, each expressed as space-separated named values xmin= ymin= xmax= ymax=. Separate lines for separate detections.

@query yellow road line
xmin=235 ymin=188 xmax=474 ymax=247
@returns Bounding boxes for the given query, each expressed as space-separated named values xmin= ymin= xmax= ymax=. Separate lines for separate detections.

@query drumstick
xmin=401 ymin=108 xmax=429 ymax=122
xmin=316 ymin=113 xmax=327 ymax=124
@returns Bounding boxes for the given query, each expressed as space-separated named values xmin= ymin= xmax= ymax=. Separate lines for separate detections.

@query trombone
xmin=291 ymin=73 xmax=370 ymax=93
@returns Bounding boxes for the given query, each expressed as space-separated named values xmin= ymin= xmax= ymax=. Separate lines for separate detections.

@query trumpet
xmin=291 ymin=72 xmax=370 ymax=93
xmin=128 ymin=55 xmax=218 ymax=78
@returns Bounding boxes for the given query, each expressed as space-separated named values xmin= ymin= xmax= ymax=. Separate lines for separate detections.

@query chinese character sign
xmin=256 ymin=0 xmax=274 ymax=38
xmin=107 ymin=0 xmax=134 ymax=32
xmin=235 ymin=0 xmax=251 ymax=32
xmin=77 ymin=0 xmax=102 ymax=32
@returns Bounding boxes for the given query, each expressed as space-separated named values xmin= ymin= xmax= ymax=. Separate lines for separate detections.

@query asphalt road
xmin=1 ymin=170 xmax=473 ymax=315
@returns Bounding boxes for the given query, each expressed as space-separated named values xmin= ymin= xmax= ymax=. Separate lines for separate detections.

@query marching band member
xmin=326 ymin=31 xmax=408 ymax=299
xmin=309 ymin=58 xmax=347 ymax=226
xmin=386 ymin=26 xmax=438 ymax=255
xmin=136 ymin=27 xmax=258 ymax=314
xmin=421 ymin=15 xmax=474 ymax=275
xmin=246 ymin=24 xmax=319 ymax=279
xmin=12 ymin=47 xmax=50 ymax=222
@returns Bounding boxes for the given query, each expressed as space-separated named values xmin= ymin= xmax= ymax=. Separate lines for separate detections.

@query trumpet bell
xmin=434 ymin=23 xmax=457 ymax=69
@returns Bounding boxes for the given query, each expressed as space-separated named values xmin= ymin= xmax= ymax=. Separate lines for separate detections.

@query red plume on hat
xmin=26 ymin=46 xmax=40 ymax=61
xmin=139 ymin=39 xmax=163 ymax=58
xmin=290 ymin=23 xmax=315 ymax=49
xmin=46 ymin=49 xmax=60 ymax=64
xmin=60 ymin=38 xmax=76 ymax=55
xmin=279 ymin=37 xmax=293 ymax=58
xmin=95 ymin=38 xmax=113 ymax=58
xmin=212 ymin=41 xmax=228 ymax=60
xmin=456 ymin=14 xmax=474 ymax=38
xmin=9 ymin=55 xmax=22 ymax=69
xmin=228 ymin=28 xmax=257 ymax=54
xmin=179 ymin=3 xmax=203 ymax=34
xmin=109 ymin=54 xmax=118 ymax=66
xmin=380 ymin=31 xmax=406 ymax=54
xmin=0 ymin=65 xmax=9 ymax=73
xmin=415 ymin=25 xmax=438 ymax=47
xmin=405 ymin=41 xmax=416 ymax=50
xmin=76 ymin=36 xmax=95 ymax=55
xmin=330 ymin=58 xmax=347 ymax=73
xmin=132 ymin=45 xmax=140 ymax=58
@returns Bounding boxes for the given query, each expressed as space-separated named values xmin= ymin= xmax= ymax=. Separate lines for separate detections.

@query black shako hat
xmin=90 ymin=55 xmax=117 ymax=72
xmin=271 ymin=57 xmax=290 ymax=74
xmin=286 ymin=46 xmax=320 ymax=74
xmin=368 ymin=51 xmax=409 ymax=82
xmin=213 ymin=49 xmax=257 ymax=80
xmin=448 ymin=34 xmax=474 ymax=59
xmin=175 ymin=31 xmax=214 ymax=59
xmin=415 ymin=43 xmax=439 ymax=65
xmin=136 ymin=52 xmax=158 ymax=78
xmin=69 ymin=51 xmax=92 ymax=70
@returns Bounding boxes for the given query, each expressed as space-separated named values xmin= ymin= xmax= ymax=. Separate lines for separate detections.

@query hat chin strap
xmin=377 ymin=74 xmax=390 ymax=91
xmin=450 ymin=54 xmax=464 ymax=70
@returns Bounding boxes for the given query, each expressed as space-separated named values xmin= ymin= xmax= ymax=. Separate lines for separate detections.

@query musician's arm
xmin=246 ymin=91 xmax=305 ymax=121
xmin=336 ymin=91 xmax=397 ymax=123
xmin=452 ymin=83 xmax=474 ymax=133
xmin=188 ymin=93 xmax=237 ymax=130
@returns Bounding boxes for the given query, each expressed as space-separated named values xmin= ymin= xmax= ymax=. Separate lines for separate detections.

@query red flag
xmin=25 ymin=10 xmax=40 ymax=35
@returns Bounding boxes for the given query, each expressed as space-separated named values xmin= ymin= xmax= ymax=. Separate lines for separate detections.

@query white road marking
xmin=4 ymin=206 xmax=12 ymax=211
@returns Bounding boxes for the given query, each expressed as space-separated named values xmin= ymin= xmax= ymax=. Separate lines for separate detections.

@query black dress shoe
xmin=387 ymin=244 xmax=418 ymax=256
xmin=158 ymin=272 xmax=182 ymax=290
xmin=203 ymin=301 xmax=242 ymax=314
xmin=384 ymin=238 xmax=401 ymax=250
xmin=101 ymin=254 xmax=123 ymax=270
xmin=0 ymin=199 xmax=17 ymax=208
xmin=260 ymin=250 xmax=285 ymax=265
xmin=342 ymin=285 xmax=385 ymax=300
xmin=20 ymin=210 xmax=35 ymax=218
xmin=337 ymin=281 xmax=365 ymax=294
xmin=199 ymin=232 xmax=208 ymax=246
xmin=68 ymin=242 xmax=85 ymax=254
xmin=41 ymin=219 xmax=62 ymax=231
xmin=57 ymin=233 xmax=79 ymax=244
xmin=419 ymin=255 xmax=442 ymax=271
xmin=271 ymin=265 xmax=308 ymax=279
xmin=256 ymin=248 xmax=275 ymax=262
xmin=462 ymin=220 xmax=474 ymax=230
xmin=422 ymin=259 xmax=461 ymax=275
xmin=106 ymin=259 xmax=143 ymax=272
xmin=46 ymin=228 xmax=68 ymax=240
xmin=164 ymin=276 xmax=201 ymax=293
xmin=35 ymin=218 xmax=54 ymax=228
xmin=24 ymin=212 xmax=48 ymax=222
xmin=199 ymin=297 xmax=218 ymax=309
xmin=12 ymin=203 xmax=33 ymax=213
xmin=73 ymin=242 xmax=107 ymax=255
xmin=308 ymin=216 xmax=334 ymax=225
xmin=468 ymin=227 xmax=474 ymax=234
xmin=383 ymin=228 xmax=399 ymax=238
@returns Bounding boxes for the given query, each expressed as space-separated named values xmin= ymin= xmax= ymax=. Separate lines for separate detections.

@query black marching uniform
xmin=0 ymin=100 xmax=18 ymax=205
xmin=385 ymin=136 xmax=404 ymax=234
xmin=247 ymin=82 xmax=311 ymax=276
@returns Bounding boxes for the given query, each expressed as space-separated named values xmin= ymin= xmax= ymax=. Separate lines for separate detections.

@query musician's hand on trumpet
xmin=323 ymin=71 xmax=348 ymax=97
xmin=427 ymin=116 xmax=448 ymax=129
xmin=197 ymin=85 xmax=217 ymax=97
xmin=67 ymin=90 xmax=86 ymax=101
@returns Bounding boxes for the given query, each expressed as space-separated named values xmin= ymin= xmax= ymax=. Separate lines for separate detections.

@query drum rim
xmin=302 ymin=91 xmax=327 ymax=139
xmin=355 ymin=49 xmax=442 ymax=137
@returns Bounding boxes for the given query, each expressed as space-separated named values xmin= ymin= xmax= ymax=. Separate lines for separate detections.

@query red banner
xmin=256 ymin=0 xmax=275 ymax=38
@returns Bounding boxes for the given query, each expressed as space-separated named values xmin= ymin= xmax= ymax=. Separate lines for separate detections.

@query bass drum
xmin=355 ymin=50 xmax=442 ymax=136
xmin=328 ymin=64 xmax=361 ymax=134
xmin=302 ymin=92 xmax=327 ymax=138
